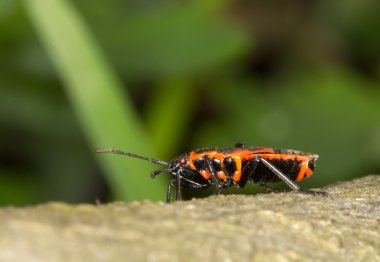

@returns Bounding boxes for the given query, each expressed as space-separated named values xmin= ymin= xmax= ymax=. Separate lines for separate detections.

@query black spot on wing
xmin=212 ymin=158 xmax=222 ymax=172
xmin=223 ymin=157 xmax=236 ymax=177
xmin=192 ymin=158 xmax=205 ymax=171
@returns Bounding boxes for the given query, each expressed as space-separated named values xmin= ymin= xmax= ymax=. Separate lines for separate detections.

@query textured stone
xmin=0 ymin=175 xmax=379 ymax=261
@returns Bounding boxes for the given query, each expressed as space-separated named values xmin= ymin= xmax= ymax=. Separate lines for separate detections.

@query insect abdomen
xmin=246 ymin=157 xmax=302 ymax=183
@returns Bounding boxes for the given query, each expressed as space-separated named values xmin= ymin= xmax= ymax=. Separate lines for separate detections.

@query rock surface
xmin=0 ymin=175 xmax=379 ymax=262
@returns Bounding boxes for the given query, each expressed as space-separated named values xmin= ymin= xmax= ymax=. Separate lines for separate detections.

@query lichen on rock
xmin=0 ymin=175 xmax=379 ymax=261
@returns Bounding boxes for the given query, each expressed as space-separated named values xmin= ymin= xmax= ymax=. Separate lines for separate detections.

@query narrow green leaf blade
xmin=24 ymin=0 xmax=167 ymax=201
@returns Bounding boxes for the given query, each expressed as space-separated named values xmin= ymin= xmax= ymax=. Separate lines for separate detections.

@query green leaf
xmin=78 ymin=0 xmax=249 ymax=78
xmin=145 ymin=79 xmax=195 ymax=159
xmin=24 ymin=0 xmax=167 ymax=201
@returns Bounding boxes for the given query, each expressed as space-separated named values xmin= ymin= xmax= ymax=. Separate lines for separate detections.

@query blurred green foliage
xmin=0 ymin=0 xmax=379 ymax=205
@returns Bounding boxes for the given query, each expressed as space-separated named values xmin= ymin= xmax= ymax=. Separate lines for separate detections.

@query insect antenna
xmin=150 ymin=168 xmax=173 ymax=178
xmin=96 ymin=149 xmax=169 ymax=166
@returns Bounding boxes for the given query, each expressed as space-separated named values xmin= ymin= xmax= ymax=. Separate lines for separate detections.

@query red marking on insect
xmin=179 ymin=156 xmax=187 ymax=167
xmin=96 ymin=143 xmax=327 ymax=203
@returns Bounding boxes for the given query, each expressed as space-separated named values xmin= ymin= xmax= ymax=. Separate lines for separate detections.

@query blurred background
xmin=1 ymin=0 xmax=380 ymax=205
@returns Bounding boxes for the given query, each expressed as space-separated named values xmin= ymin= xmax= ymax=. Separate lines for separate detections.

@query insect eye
xmin=308 ymin=160 xmax=315 ymax=171
xmin=178 ymin=157 xmax=187 ymax=166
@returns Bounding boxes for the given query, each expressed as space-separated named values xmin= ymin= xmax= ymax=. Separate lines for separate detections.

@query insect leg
xmin=167 ymin=179 xmax=176 ymax=203
xmin=259 ymin=157 xmax=300 ymax=191
xmin=204 ymin=155 xmax=223 ymax=195
xmin=242 ymin=157 xmax=287 ymax=191
xmin=238 ymin=157 xmax=260 ymax=188
xmin=168 ymin=169 xmax=208 ymax=203
xmin=181 ymin=168 xmax=210 ymax=189
xmin=167 ymin=170 xmax=183 ymax=203
xmin=258 ymin=157 xmax=327 ymax=196
xmin=175 ymin=171 xmax=182 ymax=201
xmin=298 ymin=188 xmax=328 ymax=196
xmin=258 ymin=183 xmax=286 ymax=193
xmin=151 ymin=168 xmax=172 ymax=178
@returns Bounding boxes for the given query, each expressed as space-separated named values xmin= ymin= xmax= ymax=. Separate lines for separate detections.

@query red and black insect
xmin=97 ymin=143 xmax=327 ymax=203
